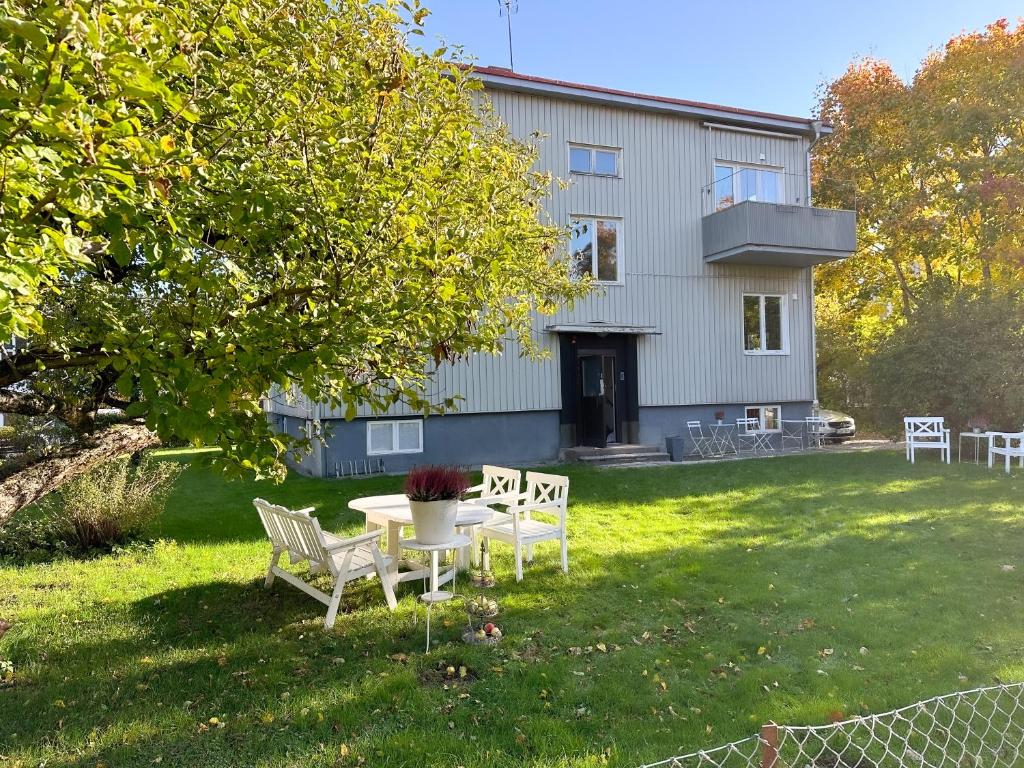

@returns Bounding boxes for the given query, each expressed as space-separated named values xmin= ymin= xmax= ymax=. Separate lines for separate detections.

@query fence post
xmin=760 ymin=723 xmax=779 ymax=768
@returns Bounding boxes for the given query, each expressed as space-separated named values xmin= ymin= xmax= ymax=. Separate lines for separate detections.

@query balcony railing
xmin=699 ymin=170 xmax=856 ymax=267
xmin=702 ymin=201 xmax=856 ymax=267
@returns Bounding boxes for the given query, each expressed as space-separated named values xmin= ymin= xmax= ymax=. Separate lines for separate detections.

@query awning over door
xmin=545 ymin=322 xmax=660 ymax=336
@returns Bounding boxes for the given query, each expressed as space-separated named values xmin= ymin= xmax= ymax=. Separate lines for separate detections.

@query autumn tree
xmin=812 ymin=20 xmax=1024 ymax=425
xmin=0 ymin=0 xmax=587 ymax=522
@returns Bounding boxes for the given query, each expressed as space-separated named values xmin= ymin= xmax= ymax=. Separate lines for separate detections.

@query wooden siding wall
xmin=313 ymin=89 xmax=816 ymax=421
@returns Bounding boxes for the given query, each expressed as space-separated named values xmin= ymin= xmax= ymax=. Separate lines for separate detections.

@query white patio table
xmin=707 ymin=422 xmax=737 ymax=457
xmin=348 ymin=494 xmax=494 ymax=585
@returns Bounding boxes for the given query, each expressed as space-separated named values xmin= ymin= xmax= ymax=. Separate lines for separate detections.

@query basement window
xmin=366 ymin=420 xmax=423 ymax=455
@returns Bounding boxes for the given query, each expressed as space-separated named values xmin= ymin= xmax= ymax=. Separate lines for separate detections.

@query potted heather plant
xmin=404 ymin=465 xmax=469 ymax=545
xmin=714 ymin=410 xmax=726 ymax=425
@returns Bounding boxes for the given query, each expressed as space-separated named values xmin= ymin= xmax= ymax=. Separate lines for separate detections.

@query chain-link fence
xmin=642 ymin=682 xmax=1024 ymax=768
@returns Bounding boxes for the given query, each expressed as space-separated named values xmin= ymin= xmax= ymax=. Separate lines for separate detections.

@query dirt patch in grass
xmin=418 ymin=659 xmax=479 ymax=688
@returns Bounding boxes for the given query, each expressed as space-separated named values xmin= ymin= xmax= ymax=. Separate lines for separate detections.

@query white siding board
xmin=281 ymin=89 xmax=818 ymax=423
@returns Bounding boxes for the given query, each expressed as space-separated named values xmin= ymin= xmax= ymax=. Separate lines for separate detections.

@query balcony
xmin=701 ymin=200 xmax=856 ymax=268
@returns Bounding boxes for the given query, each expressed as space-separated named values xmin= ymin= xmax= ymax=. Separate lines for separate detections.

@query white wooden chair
xmin=686 ymin=420 xmax=713 ymax=458
xmin=988 ymin=432 xmax=1024 ymax=474
xmin=480 ymin=471 xmax=570 ymax=582
xmin=904 ymin=416 xmax=951 ymax=464
xmin=463 ymin=465 xmax=522 ymax=567
xmin=253 ymin=498 xmax=397 ymax=629
xmin=466 ymin=465 xmax=522 ymax=507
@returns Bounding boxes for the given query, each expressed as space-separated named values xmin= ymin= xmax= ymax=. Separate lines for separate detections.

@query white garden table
xmin=707 ymin=422 xmax=737 ymax=456
xmin=348 ymin=494 xmax=494 ymax=585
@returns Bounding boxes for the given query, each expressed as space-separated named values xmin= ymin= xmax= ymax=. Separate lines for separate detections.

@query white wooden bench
xmin=254 ymin=499 xmax=397 ymax=628
xmin=988 ymin=432 xmax=1024 ymax=475
xmin=904 ymin=417 xmax=951 ymax=464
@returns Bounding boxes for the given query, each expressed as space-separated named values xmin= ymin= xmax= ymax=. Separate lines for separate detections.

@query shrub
xmin=0 ymin=512 xmax=67 ymax=562
xmin=7 ymin=416 xmax=73 ymax=454
xmin=39 ymin=455 xmax=182 ymax=551
xmin=404 ymin=465 xmax=469 ymax=502
xmin=868 ymin=287 xmax=1024 ymax=434
xmin=0 ymin=425 xmax=15 ymax=440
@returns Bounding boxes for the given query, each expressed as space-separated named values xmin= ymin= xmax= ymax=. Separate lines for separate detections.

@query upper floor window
xmin=570 ymin=217 xmax=621 ymax=283
xmin=743 ymin=293 xmax=787 ymax=354
xmin=714 ymin=163 xmax=782 ymax=211
xmin=569 ymin=144 xmax=620 ymax=177
xmin=367 ymin=419 xmax=423 ymax=455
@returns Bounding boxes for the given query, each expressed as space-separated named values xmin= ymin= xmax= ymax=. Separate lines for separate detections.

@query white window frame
xmin=570 ymin=215 xmax=624 ymax=285
xmin=366 ymin=419 xmax=423 ymax=456
xmin=745 ymin=405 xmax=783 ymax=432
xmin=742 ymin=293 xmax=789 ymax=355
xmin=713 ymin=161 xmax=785 ymax=211
xmin=568 ymin=143 xmax=622 ymax=178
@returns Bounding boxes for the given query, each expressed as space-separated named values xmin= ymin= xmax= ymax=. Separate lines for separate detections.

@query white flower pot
xmin=408 ymin=498 xmax=458 ymax=545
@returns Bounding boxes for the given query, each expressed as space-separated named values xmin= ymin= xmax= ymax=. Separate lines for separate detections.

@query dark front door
xmin=558 ymin=332 xmax=640 ymax=450
xmin=578 ymin=352 xmax=619 ymax=447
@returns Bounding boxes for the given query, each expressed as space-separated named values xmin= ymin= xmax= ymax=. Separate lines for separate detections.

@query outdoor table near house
xmin=348 ymin=494 xmax=494 ymax=585
xmin=780 ymin=420 xmax=806 ymax=451
xmin=707 ymin=422 xmax=737 ymax=457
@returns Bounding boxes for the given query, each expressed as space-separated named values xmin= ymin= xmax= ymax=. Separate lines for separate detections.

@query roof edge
xmin=465 ymin=65 xmax=828 ymax=137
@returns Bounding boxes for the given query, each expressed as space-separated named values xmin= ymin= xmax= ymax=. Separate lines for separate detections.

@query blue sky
xmin=418 ymin=1 xmax=1021 ymax=117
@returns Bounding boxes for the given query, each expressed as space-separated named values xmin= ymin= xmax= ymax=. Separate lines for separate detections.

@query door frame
xmin=558 ymin=333 xmax=640 ymax=449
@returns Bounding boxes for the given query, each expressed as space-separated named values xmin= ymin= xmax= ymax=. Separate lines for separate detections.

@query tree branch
xmin=0 ymin=388 xmax=61 ymax=417
xmin=0 ymin=422 xmax=160 ymax=524
xmin=0 ymin=345 xmax=110 ymax=388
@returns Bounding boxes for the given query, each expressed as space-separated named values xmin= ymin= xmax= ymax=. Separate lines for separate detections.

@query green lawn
xmin=2 ymin=449 xmax=1023 ymax=767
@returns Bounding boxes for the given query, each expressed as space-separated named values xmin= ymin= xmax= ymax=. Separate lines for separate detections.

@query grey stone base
xmin=275 ymin=402 xmax=814 ymax=477
xmin=287 ymin=410 xmax=563 ymax=477
xmin=638 ymin=401 xmax=814 ymax=448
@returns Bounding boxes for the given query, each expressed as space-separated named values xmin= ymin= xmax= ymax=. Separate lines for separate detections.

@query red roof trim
xmin=469 ymin=65 xmax=823 ymax=129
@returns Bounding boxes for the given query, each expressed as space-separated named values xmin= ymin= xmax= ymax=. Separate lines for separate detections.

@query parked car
xmin=818 ymin=408 xmax=857 ymax=442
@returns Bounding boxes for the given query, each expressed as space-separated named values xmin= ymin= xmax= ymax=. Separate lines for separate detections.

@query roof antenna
xmin=497 ymin=0 xmax=518 ymax=71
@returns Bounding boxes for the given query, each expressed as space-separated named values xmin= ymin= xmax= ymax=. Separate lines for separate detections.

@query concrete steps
xmin=563 ymin=444 xmax=671 ymax=466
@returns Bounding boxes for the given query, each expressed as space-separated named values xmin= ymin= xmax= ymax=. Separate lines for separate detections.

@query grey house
xmin=267 ymin=67 xmax=855 ymax=476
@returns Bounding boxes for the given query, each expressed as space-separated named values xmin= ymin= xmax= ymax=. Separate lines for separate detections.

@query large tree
xmin=0 ymin=0 xmax=586 ymax=521
xmin=812 ymin=20 xmax=1024 ymax=419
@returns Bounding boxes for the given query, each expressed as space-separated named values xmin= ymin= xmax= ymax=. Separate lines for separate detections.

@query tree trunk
xmin=889 ymin=257 xmax=915 ymax=317
xmin=0 ymin=423 xmax=160 ymax=525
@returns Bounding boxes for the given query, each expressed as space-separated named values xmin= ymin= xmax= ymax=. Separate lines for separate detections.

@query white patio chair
xmin=480 ymin=471 xmax=569 ymax=582
xmin=805 ymin=416 xmax=827 ymax=448
xmin=686 ymin=420 xmax=714 ymax=458
xmin=466 ymin=465 xmax=522 ymax=507
xmin=464 ymin=465 xmax=522 ymax=567
xmin=780 ymin=420 xmax=805 ymax=451
xmin=254 ymin=498 xmax=397 ymax=629
xmin=735 ymin=418 xmax=762 ymax=454
xmin=988 ymin=432 xmax=1024 ymax=474
xmin=904 ymin=416 xmax=951 ymax=464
